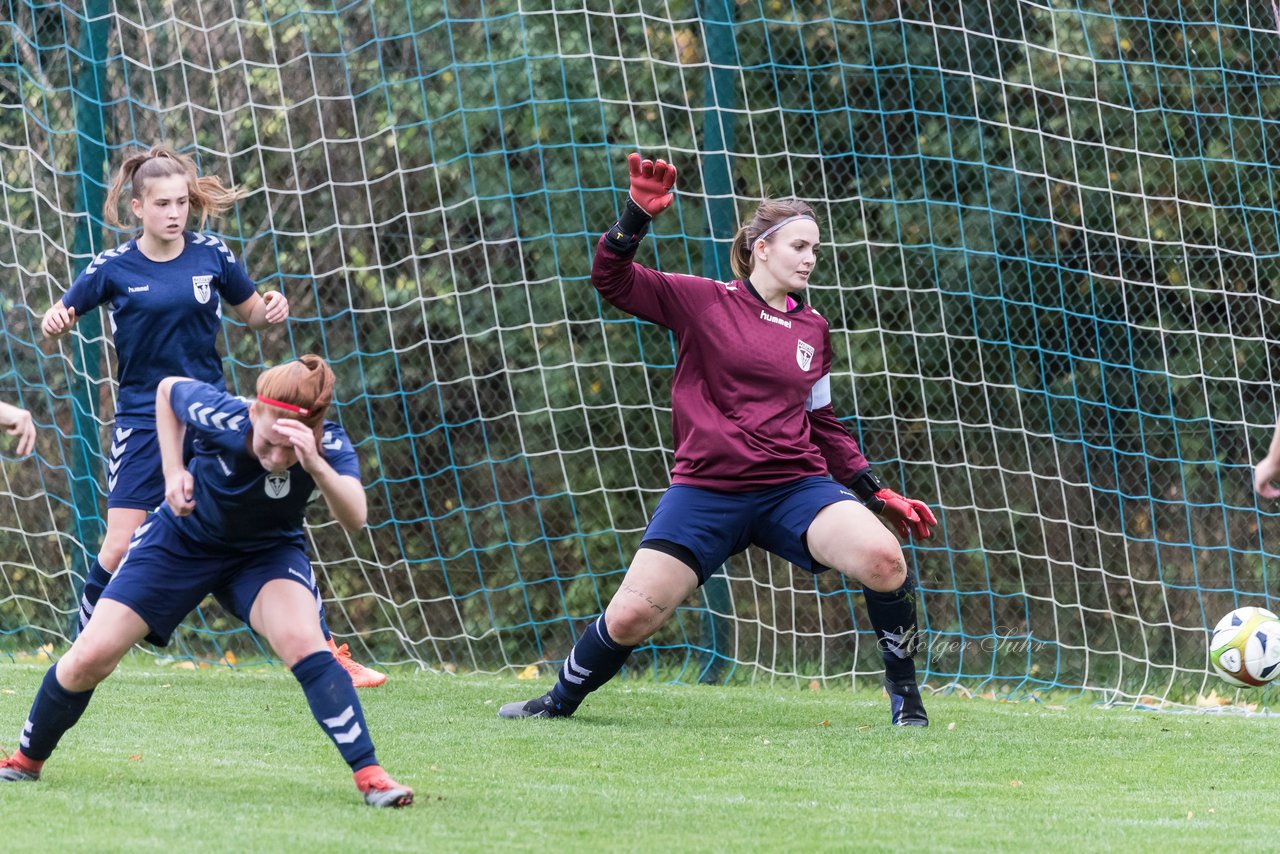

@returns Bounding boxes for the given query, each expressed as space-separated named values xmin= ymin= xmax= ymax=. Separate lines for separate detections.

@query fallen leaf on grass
xmin=1009 ymin=780 xmax=1022 ymax=788
xmin=128 ymin=755 xmax=142 ymax=762
xmin=808 ymin=680 xmax=821 ymax=692
xmin=517 ymin=665 xmax=540 ymax=680
xmin=856 ymin=724 xmax=872 ymax=732
xmin=817 ymin=720 xmax=830 ymax=727
xmin=947 ymin=722 xmax=956 ymax=730
xmin=1196 ymin=690 xmax=1229 ymax=707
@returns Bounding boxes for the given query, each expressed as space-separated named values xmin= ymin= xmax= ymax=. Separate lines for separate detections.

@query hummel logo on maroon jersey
xmin=759 ymin=310 xmax=792 ymax=329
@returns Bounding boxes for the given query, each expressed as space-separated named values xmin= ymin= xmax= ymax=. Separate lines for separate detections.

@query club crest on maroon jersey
xmin=192 ymin=274 xmax=213 ymax=304
xmin=796 ymin=339 xmax=814 ymax=371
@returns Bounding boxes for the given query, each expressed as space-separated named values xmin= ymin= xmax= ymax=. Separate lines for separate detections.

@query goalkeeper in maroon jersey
xmin=500 ymin=154 xmax=938 ymax=726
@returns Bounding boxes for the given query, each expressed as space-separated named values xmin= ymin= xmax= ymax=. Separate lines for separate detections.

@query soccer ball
xmin=1209 ymin=607 xmax=1280 ymax=687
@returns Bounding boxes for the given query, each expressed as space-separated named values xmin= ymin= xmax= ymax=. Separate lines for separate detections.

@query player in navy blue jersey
xmin=501 ymin=154 xmax=938 ymax=726
xmin=41 ymin=145 xmax=384 ymax=687
xmin=0 ymin=356 xmax=413 ymax=806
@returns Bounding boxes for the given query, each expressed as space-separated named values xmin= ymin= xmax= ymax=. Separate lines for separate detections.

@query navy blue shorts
xmin=641 ymin=476 xmax=857 ymax=585
xmin=100 ymin=515 xmax=321 ymax=646
xmin=106 ymin=426 xmax=199 ymax=511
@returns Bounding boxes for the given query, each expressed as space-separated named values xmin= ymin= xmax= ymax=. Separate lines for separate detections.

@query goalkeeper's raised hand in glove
xmin=850 ymin=470 xmax=938 ymax=540
xmin=627 ymin=153 xmax=677 ymax=216
xmin=604 ymin=153 xmax=678 ymax=255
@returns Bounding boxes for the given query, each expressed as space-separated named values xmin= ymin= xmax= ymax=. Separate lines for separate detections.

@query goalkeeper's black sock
xmin=292 ymin=650 xmax=378 ymax=772
xmin=863 ymin=575 xmax=922 ymax=684
xmin=77 ymin=558 xmax=113 ymax=635
xmin=549 ymin=616 xmax=636 ymax=713
xmin=20 ymin=665 xmax=94 ymax=761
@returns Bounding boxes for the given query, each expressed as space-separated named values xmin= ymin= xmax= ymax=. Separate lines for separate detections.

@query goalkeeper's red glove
xmin=850 ymin=470 xmax=938 ymax=540
xmin=605 ymin=154 xmax=679 ymax=255
xmin=627 ymin=153 xmax=677 ymax=216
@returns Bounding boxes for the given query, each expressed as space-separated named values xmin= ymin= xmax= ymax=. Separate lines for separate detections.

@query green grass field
xmin=1 ymin=660 xmax=1276 ymax=852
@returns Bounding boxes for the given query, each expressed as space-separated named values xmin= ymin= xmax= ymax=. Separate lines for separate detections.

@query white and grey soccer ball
xmin=1209 ymin=607 xmax=1280 ymax=688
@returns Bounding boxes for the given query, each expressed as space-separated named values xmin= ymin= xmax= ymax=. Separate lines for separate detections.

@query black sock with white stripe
xmin=20 ymin=665 xmax=94 ymax=761
xmin=863 ymin=574 xmax=922 ymax=684
xmin=77 ymin=558 xmax=114 ymax=635
xmin=549 ymin=616 xmax=636 ymax=713
xmin=291 ymin=650 xmax=377 ymax=772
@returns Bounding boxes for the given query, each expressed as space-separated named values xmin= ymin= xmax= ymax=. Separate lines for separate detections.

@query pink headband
xmin=257 ymin=395 xmax=310 ymax=416
xmin=756 ymin=214 xmax=815 ymax=243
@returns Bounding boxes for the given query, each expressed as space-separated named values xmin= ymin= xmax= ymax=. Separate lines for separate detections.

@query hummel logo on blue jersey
xmin=128 ymin=284 xmax=150 ymax=293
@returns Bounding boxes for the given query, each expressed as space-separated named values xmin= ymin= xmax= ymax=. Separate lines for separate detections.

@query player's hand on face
xmin=165 ymin=469 xmax=196 ymax=516
xmin=1255 ymin=457 xmax=1280 ymax=500
xmin=1 ymin=406 xmax=35 ymax=457
xmin=41 ymin=303 xmax=76 ymax=338
xmin=262 ymin=291 xmax=289 ymax=325
xmin=627 ymin=153 xmax=678 ymax=217
xmin=273 ymin=417 xmax=319 ymax=471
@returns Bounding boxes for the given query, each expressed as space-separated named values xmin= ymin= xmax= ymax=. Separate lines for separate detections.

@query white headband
xmin=755 ymin=214 xmax=815 ymax=244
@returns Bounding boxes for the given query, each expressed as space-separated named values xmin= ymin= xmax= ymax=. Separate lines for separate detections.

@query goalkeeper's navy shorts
xmin=99 ymin=514 xmax=322 ymax=646
xmin=640 ymin=475 xmax=856 ymax=585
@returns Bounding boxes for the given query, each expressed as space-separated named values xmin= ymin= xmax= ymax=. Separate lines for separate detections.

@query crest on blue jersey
xmin=796 ymin=339 xmax=814 ymax=372
xmin=192 ymin=274 xmax=213 ymax=305
xmin=265 ymin=471 xmax=291 ymax=499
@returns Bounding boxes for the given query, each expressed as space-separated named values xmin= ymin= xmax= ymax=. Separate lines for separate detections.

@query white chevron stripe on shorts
xmin=20 ymin=719 xmax=32 ymax=749
xmin=107 ymin=431 xmax=129 ymax=493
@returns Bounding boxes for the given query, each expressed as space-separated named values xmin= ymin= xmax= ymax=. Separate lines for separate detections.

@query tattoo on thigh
xmin=621 ymin=583 xmax=668 ymax=613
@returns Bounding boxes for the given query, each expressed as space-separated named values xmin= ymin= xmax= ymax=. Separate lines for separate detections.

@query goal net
xmin=3 ymin=1 xmax=1277 ymax=706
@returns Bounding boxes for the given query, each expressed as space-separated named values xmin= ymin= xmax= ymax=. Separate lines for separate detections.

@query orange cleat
xmin=0 ymin=749 xmax=42 ymax=782
xmin=353 ymin=765 xmax=413 ymax=808
xmin=327 ymin=637 xmax=387 ymax=688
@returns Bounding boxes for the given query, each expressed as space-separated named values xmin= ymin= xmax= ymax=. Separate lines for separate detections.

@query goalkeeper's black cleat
xmin=498 ymin=691 xmax=573 ymax=719
xmin=885 ymin=676 xmax=929 ymax=727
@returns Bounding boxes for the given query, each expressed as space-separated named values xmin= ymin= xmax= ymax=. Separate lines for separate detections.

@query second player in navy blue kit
xmin=42 ymin=145 xmax=384 ymax=686
xmin=42 ymin=145 xmax=288 ymax=623
xmin=0 ymin=356 xmax=413 ymax=806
